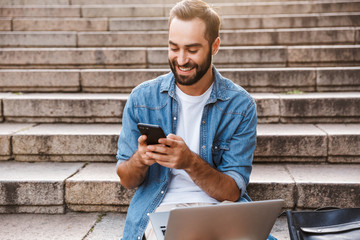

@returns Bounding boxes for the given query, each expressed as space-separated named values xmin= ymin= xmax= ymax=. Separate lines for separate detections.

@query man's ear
xmin=212 ymin=37 xmax=220 ymax=55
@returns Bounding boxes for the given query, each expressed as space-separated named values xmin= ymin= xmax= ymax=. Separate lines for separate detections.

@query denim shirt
xmin=116 ymin=66 xmax=257 ymax=240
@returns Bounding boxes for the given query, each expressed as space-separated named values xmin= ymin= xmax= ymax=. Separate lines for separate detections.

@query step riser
xmin=222 ymin=14 xmax=360 ymax=30
xmin=0 ymin=0 xmax=69 ymax=5
xmin=2 ymin=28 xmax=359 ymax=47
xmin=1 ymin=68 xmax=359 ymax=93
xmin=1 ymin=46 xmax=359 ymax=68
xmin=6 ymin=14 xmax=358 ymax=32
xmin=0 ymin=123 xmax=358 ymax=163
xmin=0 ymin=48 xmax=147 ymax=68
xmin=1 ymin=93 xmax=359 ymax=123
xmin=0 ymin=162 xmax=84 ymax=214
xmin=2 ymin=2 xmax=360 ymax=18
xmin=110 ymin=14 xmax=360 ymax=31
xmin=12 ymin=18 xmax=108 ymax=32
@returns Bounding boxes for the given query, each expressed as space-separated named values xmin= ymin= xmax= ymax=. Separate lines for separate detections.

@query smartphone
xmin=137 ymin=123 xmax=167 ymax=145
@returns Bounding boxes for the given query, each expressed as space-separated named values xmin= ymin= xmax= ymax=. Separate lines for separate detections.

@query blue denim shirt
xmin=116 ymin=67 xmax=257 ymax=240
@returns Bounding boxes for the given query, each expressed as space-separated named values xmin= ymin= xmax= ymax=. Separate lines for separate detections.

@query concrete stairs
xmin=0 ymin=0 xmax=360 ymax=239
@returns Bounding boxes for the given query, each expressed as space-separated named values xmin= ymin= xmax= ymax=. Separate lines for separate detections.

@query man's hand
xmin=145 ymin=134 xmax=194 ymax=170
xmin=145 ymin=134 xmax=240 ymax=202
xmin=137 ymin=135 xmax=157 ymax=167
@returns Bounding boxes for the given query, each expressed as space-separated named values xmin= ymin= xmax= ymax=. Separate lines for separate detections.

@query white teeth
xmin=179 ymin=66 xmax=192 ymax=71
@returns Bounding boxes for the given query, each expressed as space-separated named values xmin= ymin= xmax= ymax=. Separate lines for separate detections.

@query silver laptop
xmin=149 ymin=199 xmax=284 ymax=240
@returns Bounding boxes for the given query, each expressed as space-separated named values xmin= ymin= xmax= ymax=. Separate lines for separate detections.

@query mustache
xmin=172 ymin=60 xmax=197 ymax=69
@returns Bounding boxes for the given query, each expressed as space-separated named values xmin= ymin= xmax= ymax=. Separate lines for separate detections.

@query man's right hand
xmin=136 ymin=135 xmax=157 ymax=167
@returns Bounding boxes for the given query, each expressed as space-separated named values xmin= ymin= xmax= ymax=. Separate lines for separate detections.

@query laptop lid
xmin=150 ymin=199 xmax=284 ymax=240
xmin=149 ymin=211 xmax=170 ymax=240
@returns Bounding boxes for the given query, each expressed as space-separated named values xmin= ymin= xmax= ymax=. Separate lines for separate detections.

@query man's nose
xmin=177 ymin=51 xmax=189 ymax=66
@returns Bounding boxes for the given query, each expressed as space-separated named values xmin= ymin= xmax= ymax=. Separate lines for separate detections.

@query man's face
xmin=168 ymin=17 xmax=212 ymax=86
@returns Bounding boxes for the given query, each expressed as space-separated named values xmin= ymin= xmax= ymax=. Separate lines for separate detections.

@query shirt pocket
xmin=211 ymin=140 xmax=230 ymax=167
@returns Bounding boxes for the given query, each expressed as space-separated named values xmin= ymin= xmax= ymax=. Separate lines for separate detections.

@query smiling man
xmin=116 ymin=0 xmax=259 ymax=239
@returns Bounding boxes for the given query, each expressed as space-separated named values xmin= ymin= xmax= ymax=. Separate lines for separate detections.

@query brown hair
xmin=169 ymin=0 xmax=220 ymax=45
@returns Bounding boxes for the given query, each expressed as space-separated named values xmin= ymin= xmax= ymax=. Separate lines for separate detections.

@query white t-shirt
xmin=160 ymin=83 xmax=219 ymax=205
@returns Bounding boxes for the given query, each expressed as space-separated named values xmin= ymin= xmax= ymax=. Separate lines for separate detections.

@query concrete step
xmin=149 ymin=45 xmax=360 ymax=68
xmin=111 ymin=12 xmax=360 ymax=31
xmin=0 ymin=161 xmax=359 ymax=214
xmin=109 ymin=12 xmax=360 ymax=31
xmin=1 ymin=92 xmax=359 ymax=123
xmin=1 ymin=27 xmax=359 ymax=47
xmin=1 ymin=45 xmax=359 ymax=68
xmin=4 ymin=13 xmax=359 ymax=32
xmin=1 ymin=1 xmax=360 ymax=18
xmin=1 ymin=67 xmax=359 ymax=93
xmin=0 ymin=0 xmax=70 ymax=5
xmin=11 ymin=18 xmax=109 ymax=32
xmin=0 ymin=161 xmax=84 ymax=214
xmin=1 ymin=123 xmax=359 ymax=163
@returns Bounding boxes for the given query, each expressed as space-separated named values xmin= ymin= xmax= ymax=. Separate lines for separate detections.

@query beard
xmin=169 ymin=47 xmax=212 ymax=86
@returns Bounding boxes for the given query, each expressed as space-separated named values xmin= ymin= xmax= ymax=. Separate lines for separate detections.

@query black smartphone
xmin=137 ymin=123 xmax=167 ymax=145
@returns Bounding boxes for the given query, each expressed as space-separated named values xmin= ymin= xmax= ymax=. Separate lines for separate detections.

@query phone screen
xmin=137 ymin=123 xmax=167 ymax=145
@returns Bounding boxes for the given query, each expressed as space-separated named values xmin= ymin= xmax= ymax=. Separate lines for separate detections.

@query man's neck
xmin=175 ymin=66 xmax=214 ymax=96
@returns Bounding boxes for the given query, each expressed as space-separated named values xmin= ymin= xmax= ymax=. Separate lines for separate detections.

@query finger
xmin=167 ymin=134 xmax=181 ymax=140
xmin=147 ymin=144 xmax=170 ymax=155
xmin=158 ymin=137 xmax=176 ymax=148
xmin=138 ymin=135 xmax=148 ymax=146
xmin=146 ymin=151 xmax=170 ymax=162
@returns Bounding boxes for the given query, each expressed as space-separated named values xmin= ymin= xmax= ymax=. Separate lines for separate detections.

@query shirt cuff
xmin=224 ymin=170 xmax=247 ymax=199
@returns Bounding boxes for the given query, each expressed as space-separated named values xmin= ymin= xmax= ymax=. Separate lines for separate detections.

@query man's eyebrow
xmin=168 ymin=40 xmax=203 ymax=48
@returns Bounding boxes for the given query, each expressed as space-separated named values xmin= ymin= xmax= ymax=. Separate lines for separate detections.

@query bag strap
xmin=286 ymin=210 xmax=299 ymax=240
xmin=300 ymin=220 xmax=360 ymax=234
xmin=314 ymin=207 xmax=340 ymax=211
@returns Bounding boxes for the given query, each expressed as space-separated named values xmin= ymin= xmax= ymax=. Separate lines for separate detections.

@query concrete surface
xmin=0 ymin=212 xmax=289 ymax=240
xmin=287 ymin=164 xmax=360 ymax=208
xmin=12 ymin=123 xmax=121 ymax=162
xmin=1 ymin=67 xmax=359 ymax=93
xmin=0 ymin=123 xmax=358 ymax=162
xmin=0 ymin=69 xmax=80 ymax=92
xmin=0 ymin=212 xmax=99 ymax=240
xmin=65 ymin=163 xmax=135 ymax=212
xmin=0 ymin=123 xmax=35 ymax=160
xmin=317 ymin=124 xmax=360 ymax=163
xmin=0 ymin=162 xmax=84 ymax=213
xmin=2 ymin=92 xmax=360 ymax=123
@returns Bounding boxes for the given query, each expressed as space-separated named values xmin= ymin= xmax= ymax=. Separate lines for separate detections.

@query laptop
xmin=149 ymin=199 xmax=284 ymax=240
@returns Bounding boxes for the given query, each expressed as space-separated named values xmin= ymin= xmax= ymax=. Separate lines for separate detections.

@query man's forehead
xmin=168 ymin=17 xmax=207 ymax=45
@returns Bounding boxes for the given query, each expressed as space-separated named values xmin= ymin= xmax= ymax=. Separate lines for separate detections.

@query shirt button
xmin=202 ymin=120 xmax=206 ymax=124
xmin=202 ymin=145 xmax=206 ymax=149
xmin=138 ymin=237 xmax=141 ymax=240
xmin=174 ymin=117 xmax=177 ymax=121
xmin=147 ymin=213 xmax=150 ymax=216
xmin=161 ymin=191 xmax=164 ymax=194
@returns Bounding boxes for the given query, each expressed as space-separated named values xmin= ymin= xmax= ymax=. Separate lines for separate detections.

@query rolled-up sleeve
xmin=116 ymin=93 xmax=140 ymax=167
xmin=218 ymin=101 xmax=257 ymax=199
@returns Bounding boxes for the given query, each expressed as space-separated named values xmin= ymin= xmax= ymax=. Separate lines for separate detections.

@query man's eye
xmin=188 ymin=50 xmax=198 ymax=53
xmin=170 ymin=48 xmax=179 ymax=52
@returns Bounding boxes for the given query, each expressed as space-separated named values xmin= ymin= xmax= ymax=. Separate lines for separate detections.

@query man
xmin=116 ymin=0 xmax=259 ymax=239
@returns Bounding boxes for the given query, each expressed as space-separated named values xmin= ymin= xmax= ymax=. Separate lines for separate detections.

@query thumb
xmin=167 ymin=133 xmax=182 ymax=141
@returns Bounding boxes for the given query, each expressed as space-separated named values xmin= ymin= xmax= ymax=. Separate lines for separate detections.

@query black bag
xmin=286 ymin=208 xmax=360 ymax=240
